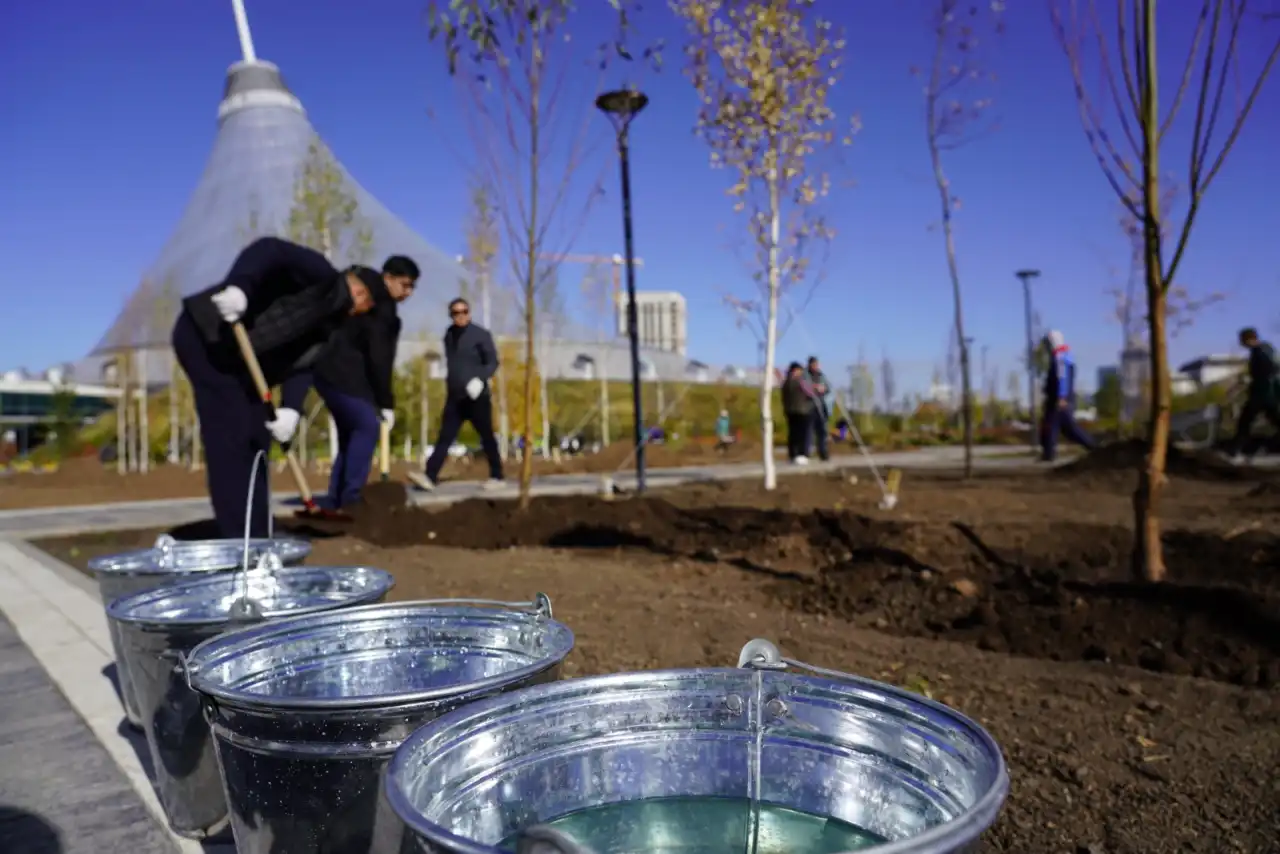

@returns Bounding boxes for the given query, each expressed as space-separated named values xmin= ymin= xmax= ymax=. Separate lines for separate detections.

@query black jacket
xmin=782 ymin=375 xmax=815 ymax=417
xmin=443 ymin=323 xmax=499 ymax=398
xmin=314 ymin=302 xmax=401 ymax=410
xmin=182 ymin=237 xmax=352 ymax=385
xmin=1247 ymin=342 xmax=1279 ymax=404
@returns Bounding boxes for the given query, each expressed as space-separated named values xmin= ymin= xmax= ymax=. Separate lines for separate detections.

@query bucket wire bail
xmin=395 ymin=593 xmax=554 ymax=620
xmin=230 ymin=448 xmax=273 ymax=621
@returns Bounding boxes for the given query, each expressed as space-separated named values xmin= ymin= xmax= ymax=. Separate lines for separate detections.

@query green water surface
xmin=500 ymin=795 xmax=887 ymax=854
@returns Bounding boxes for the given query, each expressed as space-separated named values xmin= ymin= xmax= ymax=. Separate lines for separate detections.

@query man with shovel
xmin=171 ymin=236 xmax=390 ymax=538
xmin=281 ymin=256 xmax=419 ymax=510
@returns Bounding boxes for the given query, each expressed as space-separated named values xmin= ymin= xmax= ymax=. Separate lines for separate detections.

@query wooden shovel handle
xmin=229 ymin=322 xmax=316 ymax=507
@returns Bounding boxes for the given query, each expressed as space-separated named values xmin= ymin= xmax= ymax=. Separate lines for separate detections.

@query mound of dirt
xmin=336 ymin=486 xmax=1280 ymax=686
xmin=787 ymin=555 xmax=1280 ymax=688
xmin=1054 ymin=439 xmax=1261 ymax=482
xmin=342 ymin=491 xmax=960 ymax=579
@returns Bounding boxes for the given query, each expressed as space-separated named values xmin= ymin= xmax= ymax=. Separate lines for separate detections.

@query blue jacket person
xmin=1040 ymin=329 xmax=1097 ymax=462
xmin=171 ymin=237 xmax=389 ymax=538
xmin=281 ymin=256 xmax=419 ymax=508
xmin=407 ymin=297 xmax=504 ymax=491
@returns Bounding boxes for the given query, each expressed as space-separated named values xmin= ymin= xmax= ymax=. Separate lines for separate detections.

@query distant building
xmin=1120 ymin=343 xmax=1149 ymax=422
xmin=1178 ymin=354 xmax=1246 ymax=388
xmin=616 ymin=291 xmax=687 ymax=357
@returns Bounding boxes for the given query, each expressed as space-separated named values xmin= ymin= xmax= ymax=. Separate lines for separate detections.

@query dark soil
xmin=1054 ymin=438 xmax=1277 ymax=484
xmin=34 ymin=469 xmax=1280 ymax=853
xmin=291 ymin=473 xmax=1280 ymax=690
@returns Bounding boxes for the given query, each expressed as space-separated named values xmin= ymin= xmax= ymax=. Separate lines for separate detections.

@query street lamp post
xmin=1015 ymin=269 xmax=1041 ymax=442
xmin=597 ymin=88 xmax=649 ymax=493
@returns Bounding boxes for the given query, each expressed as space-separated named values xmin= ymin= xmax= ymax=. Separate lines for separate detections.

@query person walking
xmin=282 ymin=256 xmax=420 ymax=509
xmin=171 ymin=236 xmax=389 ymax=538
xmin=1227 ymin=326 xmax=1280 ymax=464
xmin=781 ymin=361 xmax=816 ymax=465
xmin=1040 ymin=329 xmax=1097 ymax=462
xmin=806 ymin=356 xmax=833 ymax=462
xmin=407 ymin=297 xmax=504 ymax=491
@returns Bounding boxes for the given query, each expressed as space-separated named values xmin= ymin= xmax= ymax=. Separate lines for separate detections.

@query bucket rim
xmin=184 ymin=600 xmax=576 ymax=712
xmin=385 ymin=667 xmax=1010 ymax=854
xmin=105 ymin=565 xmax=394 ymax=630
xmin=87 ymin=536 xmax=313 ymax=575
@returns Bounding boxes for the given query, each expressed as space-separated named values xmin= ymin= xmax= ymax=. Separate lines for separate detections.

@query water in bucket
xmin=499 ymin=796 xmax=886 ymax=854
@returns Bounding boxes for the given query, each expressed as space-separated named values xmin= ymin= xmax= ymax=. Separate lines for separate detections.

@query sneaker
xmin=481 ymin=478 xmax=506 ymax=491
xmin=793 ymin=455 xmax=810 ymax=466
xmin=1228 ymin=453 xmax=1247 ymax=466
xmin=406 ymin=472 xmax=437 ymax=492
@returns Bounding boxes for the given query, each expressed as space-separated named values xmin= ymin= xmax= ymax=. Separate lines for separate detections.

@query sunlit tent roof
xmin=91 ymin=58 xmax=464 ymax=355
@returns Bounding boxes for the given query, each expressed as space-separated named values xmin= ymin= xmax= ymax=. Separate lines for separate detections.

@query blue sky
xmin=2 ymin=0 xmax=1277 ymax=400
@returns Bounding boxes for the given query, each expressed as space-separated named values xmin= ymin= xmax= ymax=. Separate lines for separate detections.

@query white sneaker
xmin=406 ymin=472 xmax=436 ymax=491
xmin=1228 ymin=453 xmax=1247 ymax=466
xmin=481 ymin=478 xmax=506 ymax=491
xmin=793 ymin=456 xmax=810 ymax=466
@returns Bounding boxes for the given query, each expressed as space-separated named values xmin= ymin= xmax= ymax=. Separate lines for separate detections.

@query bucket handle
xmin=164 ymin=648 xmax=197 ymax=692
xmin=736 ymin=637 xmax=857 ymax=683
xmin=393 ymin=593 xmax=554 ymax=620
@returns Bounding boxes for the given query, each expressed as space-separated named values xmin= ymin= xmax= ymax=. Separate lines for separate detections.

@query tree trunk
xmin=760 ymin=173 xmax=782 ymax=491
xmin=419 ymin=355 xmax=428 ymax=464
xmin=191 ymin=412 xmax=202 ymax=471
xmin=520 ymin=309 xmax=537 ymax=507
xmin=1131 ymin=0 xmax=1167 ymax=584
xmin=168 ymin=350 xmax=180 ymax=464
xmin=116 ymin=355 xmax=129 ymax=475
xmin=598 ymin=336 xmax=610 ymax=446
xmin=539 ymin=324 xmax=551 ymax=458
xmin=931 ymin=141 xmax=973 ymax=477
xmin=497 ymin=359 xmax=510 ymax=462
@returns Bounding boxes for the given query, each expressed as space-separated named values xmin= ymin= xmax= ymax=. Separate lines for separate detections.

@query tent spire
xmin=230 ymin=0 xmax=258 ymax=63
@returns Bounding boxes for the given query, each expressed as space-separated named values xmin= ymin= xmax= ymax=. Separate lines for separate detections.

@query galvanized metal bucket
xmin=387 ymin=639 xmax=1010 ymax=854
xmin=89 ymin=532 xmax=312 ymax=729
xmin=182 ymin=594 xmax=574 ymax=854
xmin=107 ymin=559 xmax=393 ymax=840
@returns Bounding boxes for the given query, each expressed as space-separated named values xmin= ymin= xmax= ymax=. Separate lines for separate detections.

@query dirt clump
xmin=1054 ymin=439 xmax=1269 ymax=484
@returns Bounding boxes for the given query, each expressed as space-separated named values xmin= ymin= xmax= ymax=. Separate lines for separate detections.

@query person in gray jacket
xmin=408 ymin=297 xmax=504 ymax=491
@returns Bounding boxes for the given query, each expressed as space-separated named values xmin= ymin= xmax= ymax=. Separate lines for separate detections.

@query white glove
xmin=211 ymin=286 xmax=248 ymax=323
xmin=266 ymin=408 xmax=300 ymax=444
xmin=380 ymin=409 xmax=396 ymax=429
xmin=465 ymin=378 xmax=485 ymax=400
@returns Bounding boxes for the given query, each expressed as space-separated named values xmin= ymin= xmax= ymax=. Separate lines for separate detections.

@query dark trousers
xmin=785 ymin=412 xmax=812 ymax=460
xmin=1230 ymin=397 xmax=1280 ymax=455
xmin=316 ymin=379 xmax=379 ymax=508
xmin=1041 ymin=405 xmax=1096 ymax=461
xmin=172 ymin=312 xmax=271 ymax=538
xmin=425 ymin=393 xmax=503 ymax=482
xmin=810 ymin=409 xmax=830 ymax=461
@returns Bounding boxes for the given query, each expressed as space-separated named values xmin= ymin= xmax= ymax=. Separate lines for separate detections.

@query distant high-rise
xmin=90 ymin=0 xmax=463 ymax=356
xmin=616 ymin=291 xmax=687 ymax=357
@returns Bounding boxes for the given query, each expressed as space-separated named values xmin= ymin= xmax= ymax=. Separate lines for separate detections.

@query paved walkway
xmin=0 ymin=446 xmax=1030 ymax=538
xmin=0 ymin=564 xmax=180 ymax=854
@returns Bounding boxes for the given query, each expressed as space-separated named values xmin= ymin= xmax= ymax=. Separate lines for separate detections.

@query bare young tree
xmin=427 ymin=0 xmax=638 ymax=506
xmin=1051 ymin=0 xmax=1279 ymax=581
xmin=916 ymin=0 xmax=1004 ymax=476
xmin=287 ymin=138 xmax=373 ymax=266
xmin=672 ymin=0 xmax=855 ymax=490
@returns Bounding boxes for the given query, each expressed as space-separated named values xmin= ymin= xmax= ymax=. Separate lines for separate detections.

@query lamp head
xmin=1015 ymin=269 xmax=1042 ymax=280
xmin=595 ymin=89 xmax=649 ymax=118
